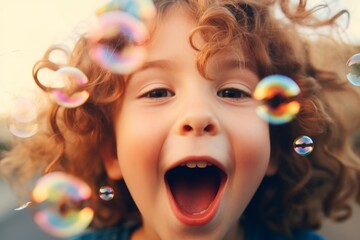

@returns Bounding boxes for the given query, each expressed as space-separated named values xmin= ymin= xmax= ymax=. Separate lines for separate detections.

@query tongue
xmin=168 ymin=167 xmax=220 ymax=214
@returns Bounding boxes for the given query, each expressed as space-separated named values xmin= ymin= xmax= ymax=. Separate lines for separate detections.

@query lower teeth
xmin=192 ymin=209 xmax=207 ymax=216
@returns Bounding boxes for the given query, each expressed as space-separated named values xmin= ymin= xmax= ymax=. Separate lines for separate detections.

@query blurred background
xmin=1 ymin=0 xmax=360 ymax=239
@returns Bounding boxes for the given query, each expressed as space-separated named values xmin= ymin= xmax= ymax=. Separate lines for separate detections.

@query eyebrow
xmin=127 ymin=58 xmax=256 ymax=81
xmin=215 ymin=58 xmax=253 ymax=71
xmin=126 ymin=59 xmax=174 ymax=80
xmin=139 ymin=59 xmax=174 ymax=71
xmin=137 ymin=58 xmax=251 ymax=72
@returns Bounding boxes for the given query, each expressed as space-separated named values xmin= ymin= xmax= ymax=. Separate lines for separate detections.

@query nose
xmin=176 ymin=106 xmax=219 ymax=136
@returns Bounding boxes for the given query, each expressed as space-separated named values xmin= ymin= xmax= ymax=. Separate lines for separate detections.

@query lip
xmin=164 ymin=156 xmax=228 ymax=226
xmin=165 ymin=156 xmax=227 ymax=174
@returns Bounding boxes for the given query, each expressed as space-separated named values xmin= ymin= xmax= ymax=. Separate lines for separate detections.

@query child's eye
xmin=217 ymin=88 xmax=251 ymax=100
xmin=142 ymin=88 xmax=175 ymax=98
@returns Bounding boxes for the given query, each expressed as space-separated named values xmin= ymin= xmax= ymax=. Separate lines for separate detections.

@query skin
xmin=102 ymin=5 xmax=273 ymax=240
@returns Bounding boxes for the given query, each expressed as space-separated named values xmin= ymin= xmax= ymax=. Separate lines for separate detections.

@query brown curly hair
xmin=1 ymin=0 xmax=360 ymax=235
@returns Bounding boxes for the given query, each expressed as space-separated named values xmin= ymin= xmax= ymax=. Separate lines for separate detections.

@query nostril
xmin=179 ymin=117 xmax=219 ymax=135
xmin=183 ymin=123 xmax=215 ymax=134
xmin=184 ymin=125 xmax=193 ymax=132
xmin=204 ymin=124 xmax=214 ymax=132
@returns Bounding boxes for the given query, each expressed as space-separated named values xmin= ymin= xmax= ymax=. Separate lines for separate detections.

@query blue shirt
xmin=71 ymin=221 xmax=324 ymax=240
xmin=70 ymin=221 xmax=139 ymax=240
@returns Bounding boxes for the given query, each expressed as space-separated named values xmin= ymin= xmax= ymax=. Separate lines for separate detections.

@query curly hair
xmin=1 ymin=0 xmax=360 ymax=235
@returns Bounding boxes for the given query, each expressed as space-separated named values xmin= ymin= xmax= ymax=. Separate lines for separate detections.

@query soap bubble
xmin=7 ymin=97 xmax=38 ymax=138
xmin=47 ymin=45 xmax=71 ymax=65
xmin=97 ymin=0 xmax=156 ymax=21
xmin=99 ymin=186 xmax=114 ymax=201
xmin=14 ymin=202 xmax=32 ymax=211
xmin=253 ymin=75 xmax=301 ymax=125
xmin=293 ymin=135 xmax=314 ymax=156
xmin=88 ymin=11 xmax=149 ymax=74
xmin=49 ymin=66 xmax=89 ymax=108
xmin=125 ymin=0 xmax=156 ymax=21
xmin=346 ymin=53 xmax=360 ymax=86
xmin=32 ymin=172 xmax=94 ymax=238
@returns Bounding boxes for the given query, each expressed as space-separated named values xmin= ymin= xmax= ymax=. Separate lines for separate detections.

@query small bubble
xmin=32 ymin=172 xmax=94 ymax=238
xmin=49 ymin=66 xmax=89 ymax=108
xmin=88 ymin=11 xmax=149 ymax=74
xmin=14 ymin=202 xmax=32 ymax=211
xmin=293 ymin=135 xmax=314 ymax=156
xmin=99 ymin=186 xmax=114 ymax=201
xmin=7 ymin=98 xmax=38 ymax=138
xmin=253 ymin=75 xmax=301 ymax=125
xmin=346 ymin=53 xmax=360 ymax=86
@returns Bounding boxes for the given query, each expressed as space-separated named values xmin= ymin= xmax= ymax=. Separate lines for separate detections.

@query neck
xmin=131 ymin=222 xmax=159 ymax=240
xmin=223 ymin=221 xmax=244 ymax=240
xmin=131 ymin=221 xmax=244 ymax=240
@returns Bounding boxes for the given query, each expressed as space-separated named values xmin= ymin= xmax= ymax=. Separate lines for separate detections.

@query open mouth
xmin=165 ymin=160 xmax=227 ymax=225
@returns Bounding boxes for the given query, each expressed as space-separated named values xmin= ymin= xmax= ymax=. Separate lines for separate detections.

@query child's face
xmin=106 ymin=7 xmax=272 ymax=240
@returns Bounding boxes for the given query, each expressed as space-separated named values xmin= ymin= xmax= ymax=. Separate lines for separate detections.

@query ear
xmin=266 ymin=159 xmax=278 ymax=177
xmin=100 ymin=135 xmax=123 ymax=180
xmin=266 ymin=157 xmax=278 ymax=176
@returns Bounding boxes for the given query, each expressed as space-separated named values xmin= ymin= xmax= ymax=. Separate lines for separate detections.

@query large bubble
xmin=253 ymin=75 xmax=301 ymax=125
xmin=346 ymin=53 xmax=360 ymax=86
xmin=49 ymin=66 xmax=89 ymax=108
xmin=88 ymin=11 xmax=149 ymax=75
xmin=293 ymin=135 xmax=314 ymax=156
xmin=32 ymin=172 xmax=94 ymax=238
xmin=97 ymin=0 xmax=156 ymax=21
xmin=47 ymin=44 xmax=71 ymax=66
xmin=7 ymin=97 xmax=38 ymax=138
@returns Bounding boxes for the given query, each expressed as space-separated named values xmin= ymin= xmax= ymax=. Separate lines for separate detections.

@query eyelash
xmin=142 ymin=88 xmax=175 ymax=98
xmin=141 ymin=87 xmax=251 ymax=101
xmin=217 ymin=88 xmax=251 ymax=100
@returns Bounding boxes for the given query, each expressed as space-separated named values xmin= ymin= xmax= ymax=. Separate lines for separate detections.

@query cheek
xmin=224 ymin=118 xmax=270 ymax=220
xmin=114 ymin=120 xmax=161 ymax=205
xmin=231 ymin=116 xmax=271 ymax=181
xmin=113 ymin=108 xmax=170 ymax=184
xmin=113 ymin=110 xmax=174 ymax=219
xmin=115 ymin=120 xmax=160 ymax=172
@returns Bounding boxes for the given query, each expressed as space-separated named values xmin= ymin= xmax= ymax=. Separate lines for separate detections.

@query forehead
xmin=146 ymin=6 xmax=196 ymax=54
xmin=145 ymin=5 xmax=251 ymax=71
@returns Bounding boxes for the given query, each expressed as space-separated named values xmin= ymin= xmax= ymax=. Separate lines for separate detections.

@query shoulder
xmin=243 ymin=220 xmax=325 ymax=240
xmin=294 ymin=230 xmax=325 ymax=240
xmin=268 ymin=229 xmax=325 ymax=240
xmin=70 ymin=221 xmax=140 ymax=240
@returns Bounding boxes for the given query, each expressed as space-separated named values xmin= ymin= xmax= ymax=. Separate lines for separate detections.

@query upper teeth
xmin=182 ymin=161 xmax=213 ymax=168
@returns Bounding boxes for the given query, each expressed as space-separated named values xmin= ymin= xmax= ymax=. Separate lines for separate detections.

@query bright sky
xmin=0 ymin=0 xmax=359 ymax=117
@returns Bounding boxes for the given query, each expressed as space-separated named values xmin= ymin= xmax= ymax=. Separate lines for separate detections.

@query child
xmin=1 ymin=0 xmax=360 ymax=239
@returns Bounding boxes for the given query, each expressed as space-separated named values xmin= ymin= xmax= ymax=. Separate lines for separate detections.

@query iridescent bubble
xmin=49 ymin=66 xmax=89 ymax=108
xmin=293 ymin=135 xmax=314 ymax=156
xmin=346 ymin=53 xmax=360 ymax=86
xmin=253 ymin=74 xmax=301 ymax=125
xmin=14 ymin=202 xmax=32 ymax=211
xmin=47 ymin=45 xmax=71 ymax=65
xmin=99 ymin=186 xmax=114 ymax=201
xmin=122 ymin=0 xmax=156 ymax=21
xmin=7 ymin=98 xmax=38 ymax=138
xmin=32 ymin=172 xmax=94 ymax=238
xmin=97 ymin=0 xmax=156 ymax=21
xmin=88 ymin=11 xmax=149 ymax=74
